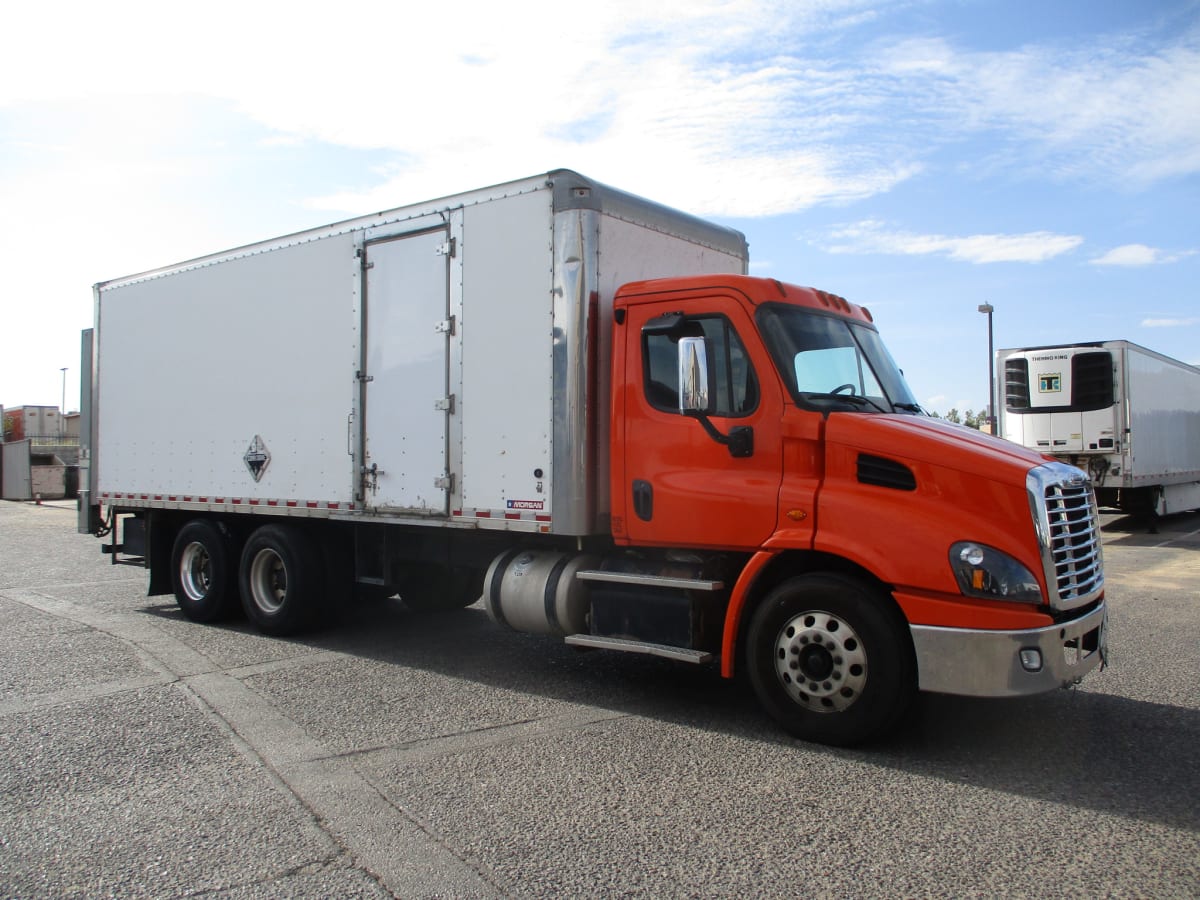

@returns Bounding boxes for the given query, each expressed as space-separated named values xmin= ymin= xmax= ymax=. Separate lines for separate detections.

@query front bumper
xmin=909 ymin=602 xmax=1107 ymax=697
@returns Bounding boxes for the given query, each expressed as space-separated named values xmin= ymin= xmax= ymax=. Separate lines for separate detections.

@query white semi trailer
xmin=998 ymin=340 xmax=1200 ymax=518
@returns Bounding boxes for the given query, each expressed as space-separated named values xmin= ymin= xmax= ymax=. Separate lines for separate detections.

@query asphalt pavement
xmin=1 ymin=500 xmax=1197 ymax=898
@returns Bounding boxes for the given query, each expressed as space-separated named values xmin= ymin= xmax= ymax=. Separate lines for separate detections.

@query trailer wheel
xmin=745 ymin=573 xmax=915 ymax=746
xmin=401 ymin=566 xmax=484 ymax=611
xmin=171 ymin=520 xmax=238 ymax=623
xmin=239 ymin=525 xmax=321 ymax=635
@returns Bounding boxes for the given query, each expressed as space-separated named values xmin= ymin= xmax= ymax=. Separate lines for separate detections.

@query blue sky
xmin=2 ymin=0 xmax=1197 ymax=419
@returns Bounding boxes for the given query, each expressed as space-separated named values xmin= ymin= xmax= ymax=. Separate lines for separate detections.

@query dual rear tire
xmin=170 ymin=520 xmax=238 ymax=623
xmin=239 ymin=525 xmax=322 ymax=635
xmin=170 ymin=520 xmax=320 ymax=635
xmin=171 ymin=518 xmax=476 ymax=634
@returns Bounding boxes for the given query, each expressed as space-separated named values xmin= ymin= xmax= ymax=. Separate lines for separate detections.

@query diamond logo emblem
xmin=244 ymin=435 xmax=271 ymax=483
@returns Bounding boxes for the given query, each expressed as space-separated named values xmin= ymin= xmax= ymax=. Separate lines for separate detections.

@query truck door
xmin=362 ymin=228 xmax=453 ymax=512
xmin=618 ymin=299 xmax=783 ymax=549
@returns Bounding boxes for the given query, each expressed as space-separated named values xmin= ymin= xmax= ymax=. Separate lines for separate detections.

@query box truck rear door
xmin=363 ymin=228 xmax=452 ymax=513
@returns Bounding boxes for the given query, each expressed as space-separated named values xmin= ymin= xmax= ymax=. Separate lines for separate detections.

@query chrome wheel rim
xmin=179 ymin=542 xmax=213 ymax=602
xmin=248 ymin=549 xmax=287 ymax=614
xmin=774 ymin=610 xmax=867 ymax=713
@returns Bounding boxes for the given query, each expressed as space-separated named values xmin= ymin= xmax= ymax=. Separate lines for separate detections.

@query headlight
xmin=949 ymin=542 xmax=1043 ymax=603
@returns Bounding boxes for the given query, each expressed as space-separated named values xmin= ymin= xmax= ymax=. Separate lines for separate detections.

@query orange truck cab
xmin=605 ymin=274 xmax=1107 ymax=744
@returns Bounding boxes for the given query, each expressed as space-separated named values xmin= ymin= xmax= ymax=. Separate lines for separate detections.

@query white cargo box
xmin=91 ymin=170 xmax=747 ymax=536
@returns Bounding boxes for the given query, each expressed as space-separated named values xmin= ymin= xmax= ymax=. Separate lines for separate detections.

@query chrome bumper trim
xmin=910 ymin=602 xmax=1107 ymax=698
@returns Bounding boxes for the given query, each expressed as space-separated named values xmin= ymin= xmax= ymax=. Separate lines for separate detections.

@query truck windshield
xmin=757 ymin=303 xmax=920 ymax=414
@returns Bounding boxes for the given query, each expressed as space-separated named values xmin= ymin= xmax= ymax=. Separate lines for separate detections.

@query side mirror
xmin=678 ymin=336 xmax=712 ymax=414
xmin=677 ymin=336 xmax=754 ymax=458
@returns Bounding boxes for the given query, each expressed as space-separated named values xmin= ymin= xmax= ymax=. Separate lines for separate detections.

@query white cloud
xmin=820 ymin=221 xmax=1083 ymax=264
xmin=1091 ymin=244 xmax=1160 ymax=266
xmin=873 ymin=30 xmax=1200 ymax=185
xmin=4 ymin=0 xmax=1194 ymax=226
xmin=1 ymin=0 xmax=906 ymax=220
xmin=2 ymin=0 xmax=1190 ymax=225
xmin=1142 ymin=317 xmax=1200 ymax=328
xmin=1090 ymin=244 xmax=1193 ymax=266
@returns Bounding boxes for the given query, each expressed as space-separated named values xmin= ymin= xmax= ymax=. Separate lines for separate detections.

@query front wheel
xmin=745 ymin=573 xmax=915 ymax=746
xmin=239 ymin=525 xmax=321 ymax=635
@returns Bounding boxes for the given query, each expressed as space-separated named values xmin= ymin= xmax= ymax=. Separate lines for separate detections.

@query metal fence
xmin=27 ymin=434 xmax=80 ymax=448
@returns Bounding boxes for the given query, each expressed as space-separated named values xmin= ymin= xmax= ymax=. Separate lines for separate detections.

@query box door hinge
xmin=435 ymin=316 xmax=456 ymax=335
xmin=436 ymin=238 xmax=456 ymax=258
xmin=362 ymin=463 xmax=383 ymax=495
xmin=434 ymin=395 xmax=455 ymax=413
xmin=434 ymin=473 xmax=454 ymax=491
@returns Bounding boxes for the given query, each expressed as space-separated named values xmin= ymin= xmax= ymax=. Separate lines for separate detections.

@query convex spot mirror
xmin=677 ymin=336 xmax=713 ymax=415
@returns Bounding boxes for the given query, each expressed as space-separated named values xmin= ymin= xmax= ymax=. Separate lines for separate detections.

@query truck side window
xmin=643 ymin=317 xmax=758 ymax=417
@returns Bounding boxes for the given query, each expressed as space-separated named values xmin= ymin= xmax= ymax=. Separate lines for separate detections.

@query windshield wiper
xmin=805 ymin=393 xmax=890 ymax=414
xmin=893 ymin=402 xmax=925 ymax=414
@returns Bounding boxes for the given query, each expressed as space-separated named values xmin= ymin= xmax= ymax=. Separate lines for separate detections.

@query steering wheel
xmin=831 ymin=383 xmax=857 ymax=395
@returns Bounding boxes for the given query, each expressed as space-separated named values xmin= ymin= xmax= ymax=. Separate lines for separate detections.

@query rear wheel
xmin=239 ymin=524 xmax=321 ymax=635
xmin=746 ymin=573 xmax=915 ymax=746
xmin=170 ymin=519 xmax=238 ymax=623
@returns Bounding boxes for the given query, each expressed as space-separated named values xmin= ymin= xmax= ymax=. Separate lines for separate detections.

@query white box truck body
xmin=86 ymin=171 xmax=746 ymax=535
xmin=998 ymin=340 xmax=1200 ymax=516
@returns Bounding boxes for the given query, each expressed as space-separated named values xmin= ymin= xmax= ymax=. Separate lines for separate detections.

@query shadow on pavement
xmin=143 ymin=595 xmax=1200 ymax=835
xmin=1100 ymin=510 xmax=1200 ymax=549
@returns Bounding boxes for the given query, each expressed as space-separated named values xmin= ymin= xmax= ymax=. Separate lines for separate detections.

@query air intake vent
xmin=1072 ymin=351 xmax=1114 ymax=411
xmin=1005 ymin=358 xmax=1030 ymax=411
xmin=858 ymin=454 xmax=916 ymax=491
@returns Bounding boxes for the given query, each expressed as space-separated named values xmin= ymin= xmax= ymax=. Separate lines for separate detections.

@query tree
xmin=929 ymin=407 xmax=988 ymax=429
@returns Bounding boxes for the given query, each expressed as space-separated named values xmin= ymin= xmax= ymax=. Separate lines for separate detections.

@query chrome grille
xmin=1027 ymin=463 xmax=1104 ymax=610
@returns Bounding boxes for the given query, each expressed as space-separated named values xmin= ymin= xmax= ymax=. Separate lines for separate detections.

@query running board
xmin=564 ymin=634 xmax=714 ymax=664
xmin=573 ymin=570 xmax=725 ymax=591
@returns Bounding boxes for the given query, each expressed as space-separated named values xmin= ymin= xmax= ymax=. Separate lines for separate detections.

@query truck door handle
xmin=632 ymin=480 xmax=653 ymax=521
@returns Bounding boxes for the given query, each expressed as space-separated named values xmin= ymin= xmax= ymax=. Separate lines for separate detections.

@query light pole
xmin=977 ymin=304 xmax=994 ymax=433
xmin=60 ymin=367 xmax=67 ymax=438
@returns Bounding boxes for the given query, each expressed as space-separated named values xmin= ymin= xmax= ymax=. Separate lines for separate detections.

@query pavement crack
xmin=321 ymin=716 xmax=551 ymax=762
xmin=176 ymin=672 xmax=507 ymax=898
xmin=172 ymin=849 xmax=354 ymax=898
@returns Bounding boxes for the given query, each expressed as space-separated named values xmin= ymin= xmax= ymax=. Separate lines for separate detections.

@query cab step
xmin=564 ymin=634 xmax=714 ymax=664
xmin=574 ymin=569 xmax=725 ymax=591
